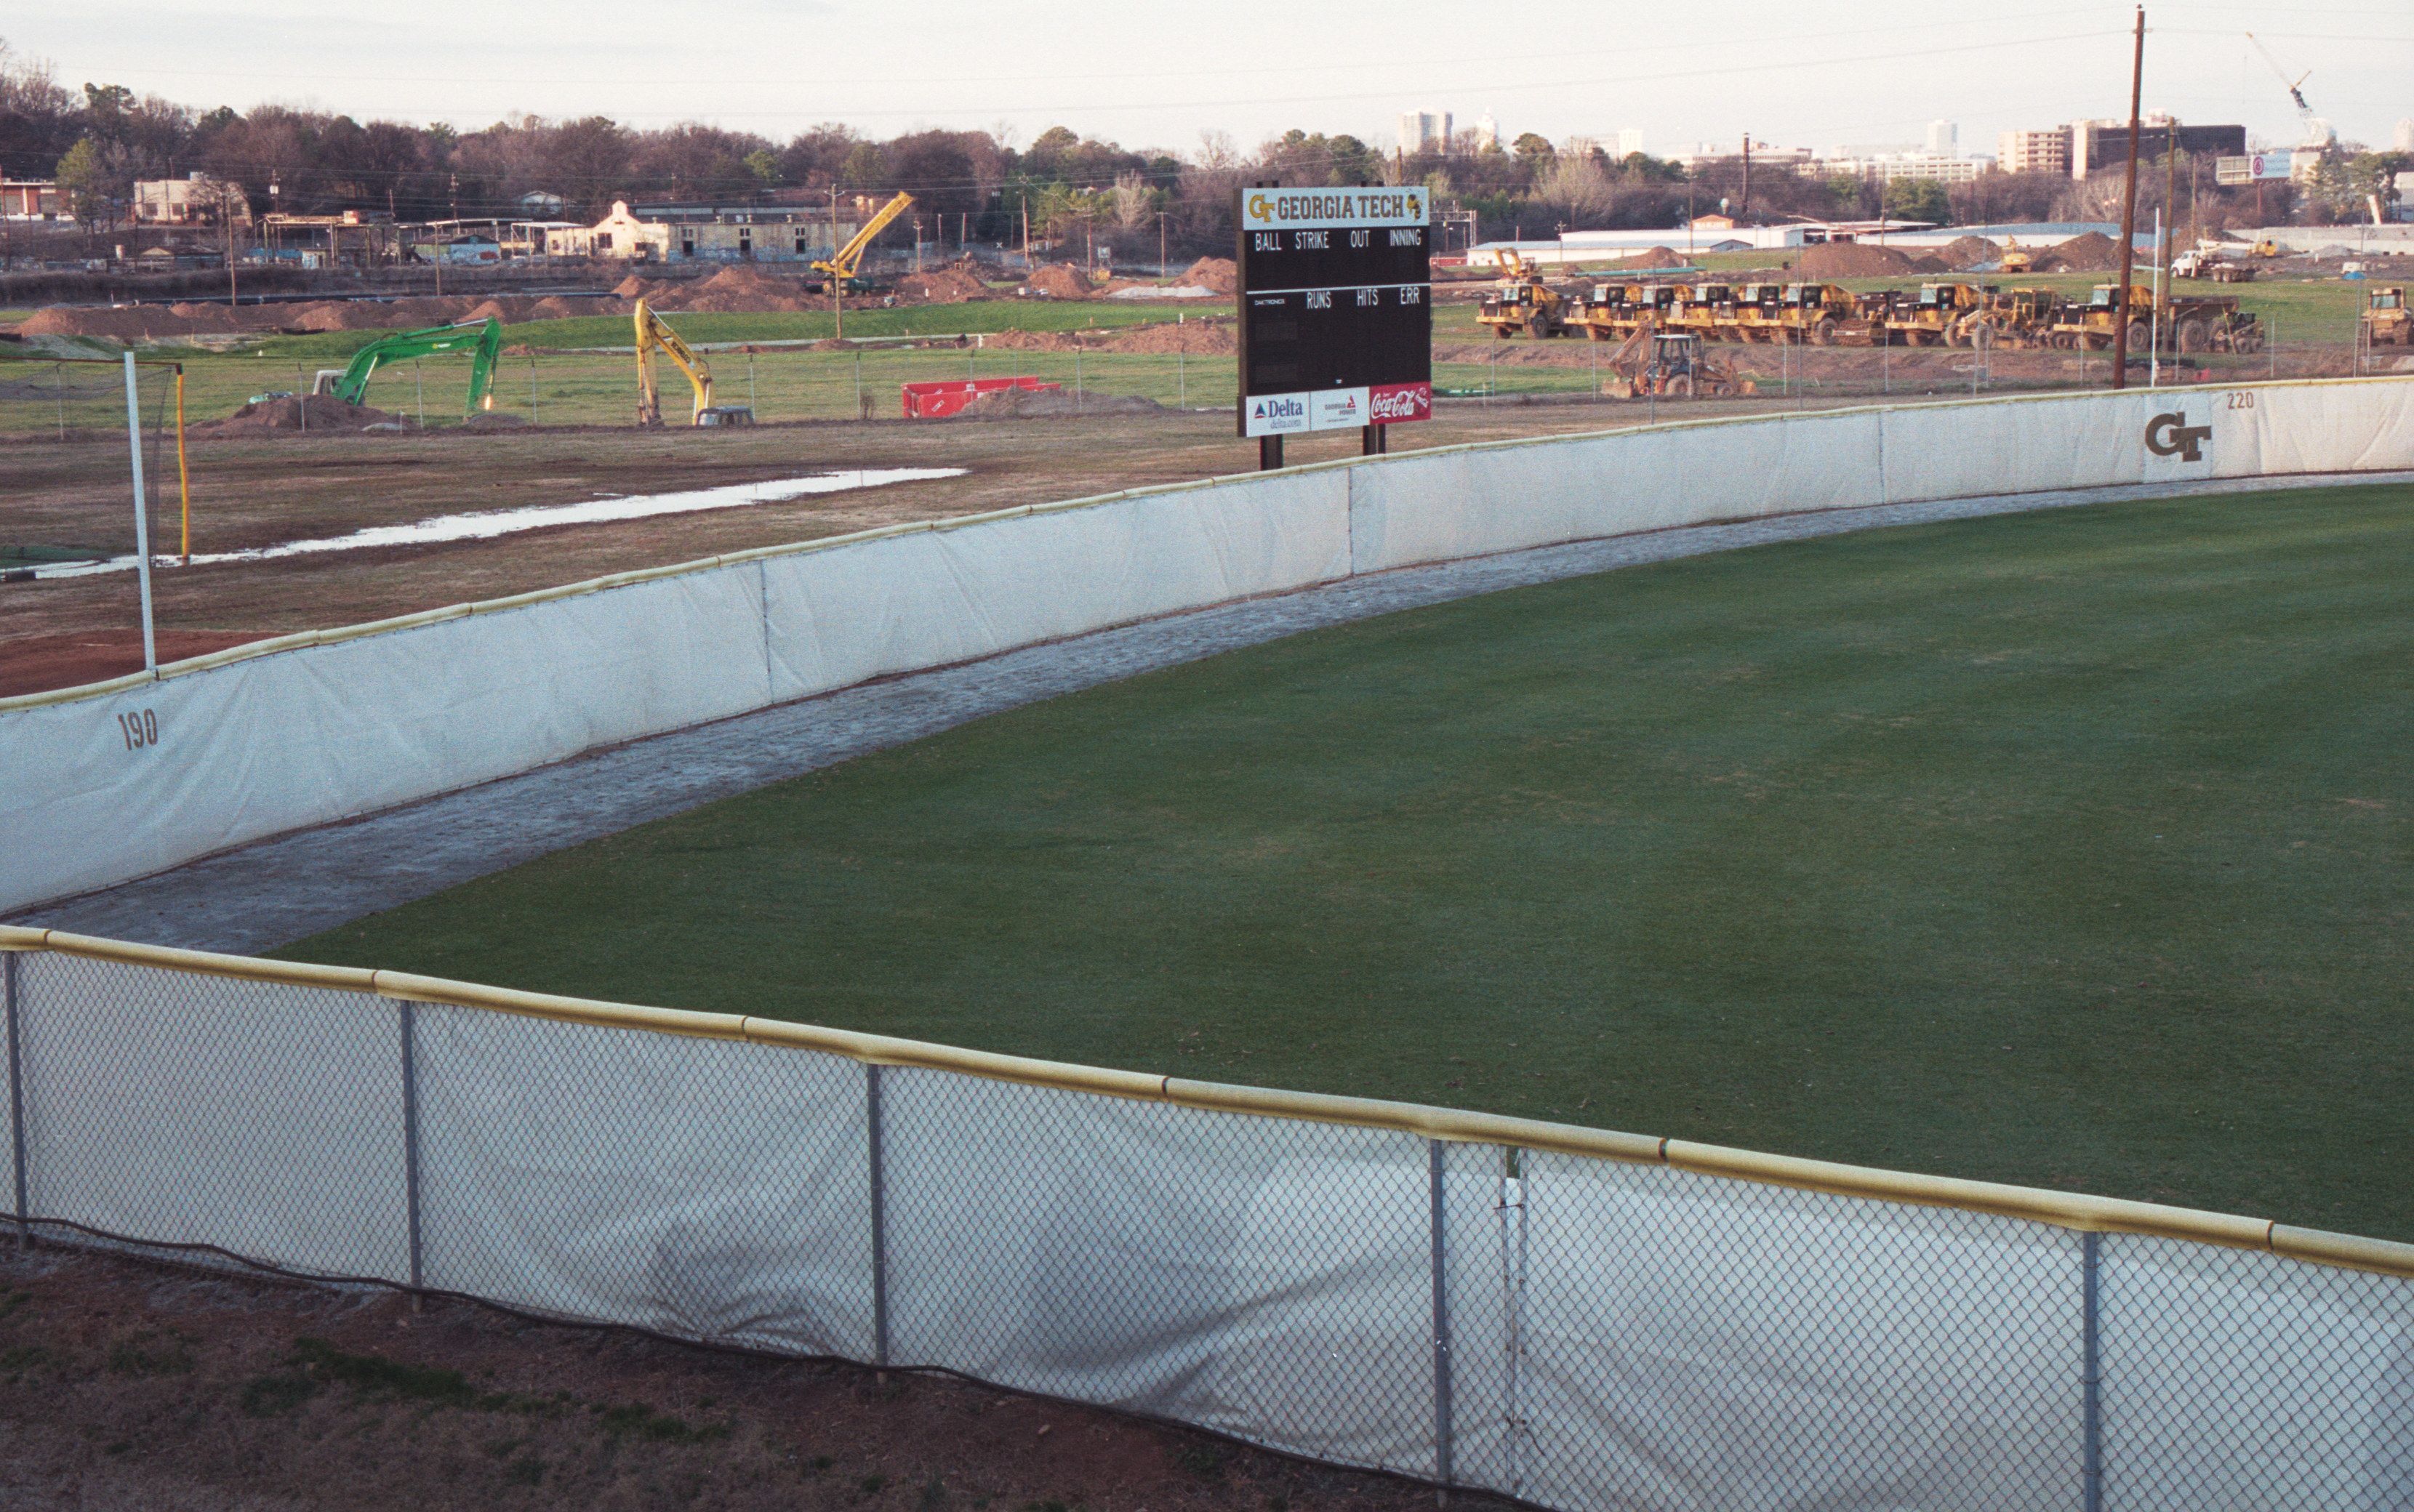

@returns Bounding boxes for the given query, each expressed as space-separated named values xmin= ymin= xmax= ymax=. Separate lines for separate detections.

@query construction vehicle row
xmin=1491 ymin=275 xmax=2264 ymax=355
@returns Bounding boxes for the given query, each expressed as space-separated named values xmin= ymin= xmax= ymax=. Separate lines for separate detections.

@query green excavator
xmin=310 ymin=318 xmax=502 ymax=417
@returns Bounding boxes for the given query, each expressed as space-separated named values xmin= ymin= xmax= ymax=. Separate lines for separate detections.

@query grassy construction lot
xmin=279 ymin=480 xmax=2414 ymax=1242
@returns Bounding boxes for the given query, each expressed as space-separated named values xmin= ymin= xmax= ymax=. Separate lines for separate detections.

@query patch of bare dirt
xmin=0 ymin=630 xmax=277 ymax=696
xmin=957 ymin=388 xmax=1165 ymax=419
xmin=1603 ymin=246 xmax=1685 ymax=269
xmin=0 ymin=1242 xmax=1484 ymax=1512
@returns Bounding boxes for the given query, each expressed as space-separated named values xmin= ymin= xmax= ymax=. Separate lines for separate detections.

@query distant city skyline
xmin=12 ymin=0 xmax=2406 ymax=161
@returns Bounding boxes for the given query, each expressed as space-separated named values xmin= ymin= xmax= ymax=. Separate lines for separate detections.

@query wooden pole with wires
xmin=2112 ymin=6 xmax=2145 ymax=390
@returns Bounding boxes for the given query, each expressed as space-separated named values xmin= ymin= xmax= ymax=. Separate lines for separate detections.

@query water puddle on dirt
xmin=28 ymin=469 xmax=968 ymax=578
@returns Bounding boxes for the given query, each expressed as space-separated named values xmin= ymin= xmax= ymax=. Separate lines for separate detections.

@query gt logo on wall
xmin=1235 ymin=188 xmax=1432 ymax=438
xmin=2146 ymin=409 xmax=2215 ymax=465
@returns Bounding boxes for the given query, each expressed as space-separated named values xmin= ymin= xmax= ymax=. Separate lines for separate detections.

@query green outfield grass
xmin=277 ymin=481 xmax=2414 ymax=1241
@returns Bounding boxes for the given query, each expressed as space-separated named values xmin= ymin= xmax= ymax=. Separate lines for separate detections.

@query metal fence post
xmin=6 ymin=952 xmax=26 ymax=1248
xmin=399 ymin=1000 xmax=425 ymax=1295
xmin=2083 ymin=1230 xmax=2104 ymax=1512
xmin=1499 ymin=1153 xmax=1528 ymax=1497
xmin=1429 ymin=1139 xmax=1454 ymax=1495
xmin=868 ymin=1062 xmax=891 ymax=1370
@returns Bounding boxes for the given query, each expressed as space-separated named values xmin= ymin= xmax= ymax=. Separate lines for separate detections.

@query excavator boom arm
xmin=633 ymin=299 xmax=712 ymax=425
xmin=331 ymin=319 xmax=502 ymax=417
xmin=812 ymin=191 xmax=915 ymax=281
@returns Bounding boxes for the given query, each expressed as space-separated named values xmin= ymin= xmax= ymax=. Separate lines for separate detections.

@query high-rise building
xmin=1616 ymin=127 xmax=1645 ymax=158
xmin=2069 ymin=118 xmax=2245 ymax=177
xmin=1398 ymin=110 xmax=1453 ymax=154
xmin=1474 ymin=111 xmax=1499 ymax=151
xmin=1925 ymin=119 xmax=1957 ymax=156
xmin=2396 ymin=118 xmax=2413 ymax=153
xmin=1997 ymin=127 xmax=2072 ymax=175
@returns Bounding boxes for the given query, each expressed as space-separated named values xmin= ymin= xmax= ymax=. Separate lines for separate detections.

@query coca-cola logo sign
xmin=1369 ymin=382 xmax=1432 ymax=424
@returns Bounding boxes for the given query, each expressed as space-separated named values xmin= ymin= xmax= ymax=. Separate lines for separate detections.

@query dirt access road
xmin=1 ymin=399 xmax=1739 ymax=696
xmin=0 ymin=1241 xmax=1497 ymax=1512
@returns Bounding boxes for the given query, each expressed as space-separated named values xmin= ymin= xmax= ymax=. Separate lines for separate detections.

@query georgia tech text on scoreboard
xmin=1239 ymin=189 xmax=1428 ymax=232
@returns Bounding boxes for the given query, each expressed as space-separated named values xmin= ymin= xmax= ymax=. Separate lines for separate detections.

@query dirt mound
xmin=1102 ymin=321 xmax=1235 ymax=355
xmin=18 ymin=303 xmax=273 ymax=342
xmin=611 ymin=274 xmax=651 ymax=298
xmin=1940 ymin=235 xmax=2000 ymax=270
xmin=2036 ymin=231 xmax=2122 ymax=273
xmin=646 ymin=265 xmax=819 ymax=314
xmin=1179 ymin=257 xmax=1238 ymax=294
xmin=1021 ymin=264 xmax=1097 ymax=299
xmin=1605 ymin=246 xmax=1684 ymax=269
xmin=957 ymin=387 xmax=1163 ymax=419
xmin=893 ymin=260 xmax=993 ymax=303
xmin=1908 ymin=254 xmax=1951 ymax=273
xmin=979 ymin=329 xmax=1085 ymax=351
xmin=191 ymin=393 xmax=398 ymax=435
xmin=1800 ymin=242 xmax=1918 ymax=277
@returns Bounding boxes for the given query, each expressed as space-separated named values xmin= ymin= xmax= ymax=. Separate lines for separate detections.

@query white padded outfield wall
xmin=4 ymin=377 xmax=2411 ymax=914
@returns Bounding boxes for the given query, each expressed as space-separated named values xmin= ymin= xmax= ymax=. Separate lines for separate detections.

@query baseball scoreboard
xmin=1235 ymin=187 xmax=1432 ymax=439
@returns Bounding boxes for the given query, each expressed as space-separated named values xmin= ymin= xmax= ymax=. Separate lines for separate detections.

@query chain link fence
xmin=6 ymin=941 xmax=2410 ymax=1510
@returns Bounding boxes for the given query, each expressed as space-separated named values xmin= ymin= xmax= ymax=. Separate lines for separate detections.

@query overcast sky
xmin=13 ymin=0 xmax=2410 ymax=159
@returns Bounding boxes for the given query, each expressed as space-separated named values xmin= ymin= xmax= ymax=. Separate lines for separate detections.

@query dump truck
xmin=2049 ymin=284 xmax=2263 ymax=354
xmin=1573 ymin=282 xmax=1682 ymax=342
xmin=1477 ymin=250 xmax=1574 ymax=338
xmin=1778 ymin=283 xmax=1865 ymax=345
xmin=1728 ymin=284 xmax=1792 ymax=342
xmin=2362 ymin=286 xmax=2410 ymax=347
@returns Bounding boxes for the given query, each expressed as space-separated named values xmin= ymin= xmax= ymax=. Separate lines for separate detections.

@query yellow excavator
xmin=812 ymin=190 xmax=915 ymax=294
xmin=635 ymin=299 xmax=750 ymax=427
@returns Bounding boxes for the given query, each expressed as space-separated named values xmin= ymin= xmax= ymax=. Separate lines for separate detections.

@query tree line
xmin=4 ymin=38 xmax=2402 ymax=260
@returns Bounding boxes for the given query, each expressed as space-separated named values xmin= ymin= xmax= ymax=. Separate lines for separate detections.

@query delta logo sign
xmin=1247 ymin=395 xmax=1310 ymax=435
xmin=1370 ymin=382 xmax=1432 ymax=425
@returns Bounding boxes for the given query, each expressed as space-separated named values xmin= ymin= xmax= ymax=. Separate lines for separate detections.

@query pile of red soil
xmin=191 ymin=393 xmax=400 ymax=435
xmin=2034 ymin=231 xmax=2123 ymax=273
xmin=1179 ymin=257 xmax=1238 ymax=294
xmin=1021 ymin=264 xmax=1098 ymax=299
xmin=1800 ymin=242 xmax=1919 ymax=277
xmin=1908 ymin=254 xmax=1952 ymax=273
xmin=1605 ymin=246 xmax=1685 ymax=268
xmin=643 ymin=265 xmax=819 ymax=314
xmin=892 ymin=260 xmax=994 ymax=303
xmin=1939 ymin=235 xmax=2000 ymax=270
xmin=1104 ymin=320 xmax=1235 ymax=354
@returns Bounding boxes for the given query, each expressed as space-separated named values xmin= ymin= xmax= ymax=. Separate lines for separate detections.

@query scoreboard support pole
xmin=1362 ymin=423 xmax=1386 ymax=456
xmin=1259 ymin=436 xmax=1286 ymax=471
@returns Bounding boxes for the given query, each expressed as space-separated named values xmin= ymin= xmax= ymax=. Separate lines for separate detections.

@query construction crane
xmin=310 ymin=318 xmax=501 ymax=417
xmin=2245 ymin=33 xmax=2336 ymax=149
xmin=812 ymin=190 xmax=914 ymax=294
xmin=634 ymin=298 xmax=711 ymax=427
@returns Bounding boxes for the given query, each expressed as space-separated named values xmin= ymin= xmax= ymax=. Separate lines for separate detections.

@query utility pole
xmin=2112 ymin=6 xmax=2145 ymax=390
xmin=1741 ymin=134 xmax=1751 ymax=219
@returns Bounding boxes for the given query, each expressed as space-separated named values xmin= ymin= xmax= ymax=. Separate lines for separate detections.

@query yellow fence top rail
xmin=6 ymin=924 xmax=2409 ymax=1281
